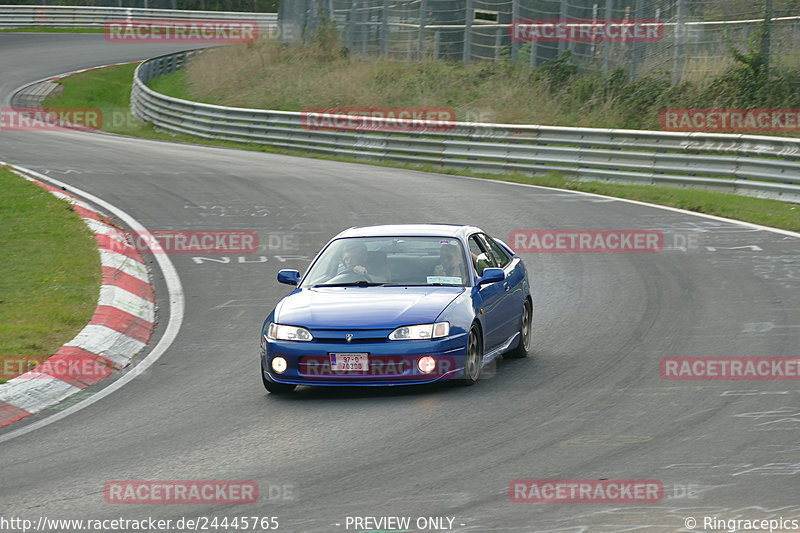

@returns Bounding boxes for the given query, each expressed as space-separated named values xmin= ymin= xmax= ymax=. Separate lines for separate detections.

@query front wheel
xmin=261 ymin=361 xmax=296 ymax=394
xmin=506 ymin=299 xmax=532 ymax=359
xmin=460 ymin=325 xmax=483 ymax=385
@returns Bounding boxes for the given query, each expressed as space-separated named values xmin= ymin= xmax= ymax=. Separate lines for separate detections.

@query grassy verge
xmin=161 ymin=39 xmax=800 ymax=134
xmin=0 ymin=168 xmax=101 ymax=383
xmin=43 ymin=63 xmax=800 ymax=233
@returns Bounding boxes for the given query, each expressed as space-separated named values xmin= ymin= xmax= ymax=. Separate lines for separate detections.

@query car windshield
xmin=302 ymin=236 xmax=469 ymax=287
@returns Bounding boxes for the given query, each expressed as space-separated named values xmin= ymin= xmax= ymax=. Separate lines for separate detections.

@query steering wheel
xmin=326 ymin=270 xmax=373 ymax=284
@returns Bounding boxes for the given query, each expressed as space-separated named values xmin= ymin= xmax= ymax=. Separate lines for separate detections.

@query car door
xmin=480 ymin=234 xmax=526 ymax=344
xmin=468 ymin=234 xmax=506 ymax=352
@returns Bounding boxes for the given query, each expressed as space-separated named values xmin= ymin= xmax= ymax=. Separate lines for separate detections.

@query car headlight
xmin=267 ymin=323 xmax=313 ymax=342
xmin=389 ymin=322 xmax=450 ymax=340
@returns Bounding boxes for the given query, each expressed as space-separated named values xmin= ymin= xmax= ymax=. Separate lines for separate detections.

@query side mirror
xmin=277 ymin=269 xmax=301 ymax=286
xmin=478 ymin=267 xmax=505 ymax=285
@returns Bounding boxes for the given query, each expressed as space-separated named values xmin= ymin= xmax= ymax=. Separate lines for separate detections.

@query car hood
xmin=275 ymin=286 xmax=465 ymax=329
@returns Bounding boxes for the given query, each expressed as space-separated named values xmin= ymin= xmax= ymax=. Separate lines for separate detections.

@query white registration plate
xmin=330 ymin=353 xmax=369 ymax=371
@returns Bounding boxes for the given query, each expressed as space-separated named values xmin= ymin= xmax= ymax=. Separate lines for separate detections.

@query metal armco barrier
xmin=0 ymin=5 xmax=277 ymax=30
xmin=131 ymin=50 xmax=800 ymax=203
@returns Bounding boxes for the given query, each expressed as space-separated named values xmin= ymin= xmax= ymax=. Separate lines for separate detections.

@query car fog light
xmin=271 ymin=357 xmax=288 ymax=374
xmin=417 ymin=356 xmax=436 ymax=374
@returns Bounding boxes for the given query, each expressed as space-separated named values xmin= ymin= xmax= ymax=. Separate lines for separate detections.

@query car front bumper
xmin=262 ymin=333 xmax=468 ymax=387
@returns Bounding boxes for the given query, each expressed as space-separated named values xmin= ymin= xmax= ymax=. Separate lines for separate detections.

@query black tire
xmin=261 ymin=361 xmax=296 ymax=394
xmin=507 ymin=299 xmax=532 ymax=358
xmin=461 ymin=325 xmax=483 ymax=385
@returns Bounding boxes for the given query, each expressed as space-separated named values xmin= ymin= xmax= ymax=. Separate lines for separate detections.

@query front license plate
xmin=330 ymin=353 xmax=369 ymax=371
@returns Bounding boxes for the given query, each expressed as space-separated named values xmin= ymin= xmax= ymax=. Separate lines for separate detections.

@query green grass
xmin=43 ymin=64 xmax=800 ymax=233
xmin=0 ymin=168 xmax=100 ymax=377
xmin=42 ymin=63 xmax=158 ymax=136
xmin=149 ymin=69 xmax=190 ymax=101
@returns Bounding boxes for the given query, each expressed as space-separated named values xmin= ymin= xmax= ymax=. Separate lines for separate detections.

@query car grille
xmin=308 ymin=329 xmax=390 ymax=344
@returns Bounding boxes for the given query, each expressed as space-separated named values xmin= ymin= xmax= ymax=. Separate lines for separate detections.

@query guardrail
xmin=0 ymin=5 xmax=276 ymax=30
xmin=131 ymin=50 xmax=800 ymax=203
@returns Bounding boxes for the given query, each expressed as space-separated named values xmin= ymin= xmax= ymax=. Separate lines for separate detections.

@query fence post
xmin=558 ymin=0 xmax=568 ymax=56
xmin=463 ymin=0 xmax=473 ymax=64
xmin=418 ymin=0 xmax=427 ymax=61
xmin=345 ymin=0 xmax=357 ymax=51
xmin=630 ymin=0 xmax=644 ymax=80
xmin=305 ymin=0 xmax=318 ymax=41
xmin=511 ymin=0 xmax=519 ymax=61
xmin=495 ymin=27 xmax=502 ymax=61
xmin=361 ymin=3 xmax=368 ymax=56
xmin=763 ymin=0 xmax=773 ymax=73
xmin=672 ymin=0 xmax=685 ymax=83
xmin=602 ymin=0 xmax=612 ymax=73
xmin=380 ymin=0 xmax=389 ymax=57
xmin=435 ymin=29 xmax=441 ymax=60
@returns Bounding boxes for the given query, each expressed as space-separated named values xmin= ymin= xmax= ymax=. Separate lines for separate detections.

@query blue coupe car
xmin=260 ymin=224 xmax=532 ymax=393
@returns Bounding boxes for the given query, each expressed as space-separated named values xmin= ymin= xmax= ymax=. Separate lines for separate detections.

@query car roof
xmin=335 ymin=224 xmax=483 ymax=240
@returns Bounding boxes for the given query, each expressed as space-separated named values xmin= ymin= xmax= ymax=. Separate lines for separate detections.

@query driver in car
xmin=338 ymin=242 xmax=370 ymax=276
xmin=433 ymin=242 xmax=467 ymax=279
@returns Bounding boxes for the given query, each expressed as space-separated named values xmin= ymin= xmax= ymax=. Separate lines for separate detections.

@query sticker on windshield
xmin=427 ymin=276 xmax=462 ymax=285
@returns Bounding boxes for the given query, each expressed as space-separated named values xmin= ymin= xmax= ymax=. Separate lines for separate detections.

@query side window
xmin=482 ymin=235 xmax=512 ymax=269
xmin=468 ymin=235 xmax=495 ymax=276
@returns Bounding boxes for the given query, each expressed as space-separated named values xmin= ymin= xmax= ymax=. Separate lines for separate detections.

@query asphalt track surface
xmin=1 ymin=33 xmax=800 ymax=533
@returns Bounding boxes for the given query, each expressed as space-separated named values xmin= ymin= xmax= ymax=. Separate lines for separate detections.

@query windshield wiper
xmin=383 ymin=283 xmax=461 ymax=287
xmin=312 ymin=281 xmax=386 ymax=287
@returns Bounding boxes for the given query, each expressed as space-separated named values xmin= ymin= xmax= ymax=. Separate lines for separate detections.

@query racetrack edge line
xmin=452 ymin=174 xmax=800 ymax=240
